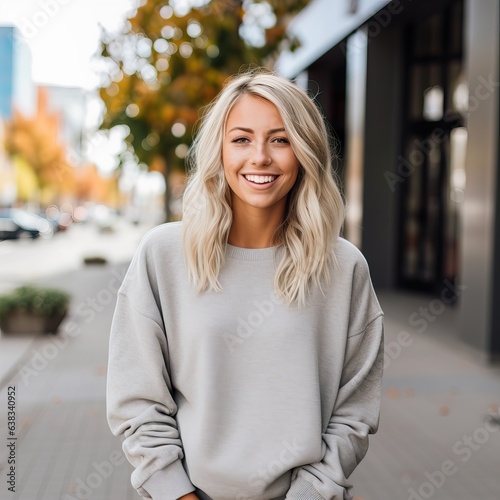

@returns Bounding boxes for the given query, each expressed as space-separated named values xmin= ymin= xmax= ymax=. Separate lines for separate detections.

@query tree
xmin=98 ymin=0 xmax=310 ymax=220
xmin=4 ymin=88 xmax=75 ymax=206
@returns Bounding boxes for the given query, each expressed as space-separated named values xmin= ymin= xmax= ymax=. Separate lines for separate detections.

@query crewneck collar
xmin=226 ymin=243 xmax=282 ymax=261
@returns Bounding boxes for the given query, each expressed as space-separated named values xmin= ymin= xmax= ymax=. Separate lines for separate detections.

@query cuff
xmin=286 ymin=477 xmax=325 ymax=500
xmin=140 ymin=460 xmax=195 ymax=500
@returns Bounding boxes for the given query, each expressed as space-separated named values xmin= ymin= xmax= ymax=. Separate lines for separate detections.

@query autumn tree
xmin=74 ymin=164 xmax=120 ymax=207
xmin=98 ymin=0 xmax=309 ymax=220
xmin=4 ymin=88 xmax=75 ymax=205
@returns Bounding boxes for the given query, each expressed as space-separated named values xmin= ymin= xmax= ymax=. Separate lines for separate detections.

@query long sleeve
xmin=285 ymin=257 xmax=385 ymax=500
xmin=107 ymin=225 xmax=385 ymax=500
xmin=106 ymin=233 xmax=196 ymax=500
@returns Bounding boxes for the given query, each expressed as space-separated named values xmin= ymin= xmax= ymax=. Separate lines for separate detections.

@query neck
xmin=228 ymin=201 xmax=285 ymax=249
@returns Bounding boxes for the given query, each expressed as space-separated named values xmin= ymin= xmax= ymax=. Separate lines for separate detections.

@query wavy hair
xmin=182 ymin=69 xmax=345 ymax=307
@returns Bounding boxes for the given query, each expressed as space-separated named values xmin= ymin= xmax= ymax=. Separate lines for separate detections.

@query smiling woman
xmin=181 ymin=70 xmax=347 ymax=306
xmin=222 ymin=94 xmax=300 ymax=248
xmin=107 ymin=69 xmax=384 ymax=500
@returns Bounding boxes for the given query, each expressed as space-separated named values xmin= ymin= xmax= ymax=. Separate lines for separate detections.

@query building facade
xmin=0 ymin=26 xmax=35 ymax=120
xmin=277 ymin=0 xmax=500 ymax=361
xmin=41 ymin=85 xmax=88 ymax=164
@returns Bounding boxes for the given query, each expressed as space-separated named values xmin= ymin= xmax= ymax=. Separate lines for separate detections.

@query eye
xmin=231 ymin=137 xmax=250 ymax=144
xmin=272 ymin=137 xmax=290 ymax=144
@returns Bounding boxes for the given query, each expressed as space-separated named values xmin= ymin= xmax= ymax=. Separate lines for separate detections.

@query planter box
xmin=0 ymin=310 xmax=67 ymax=334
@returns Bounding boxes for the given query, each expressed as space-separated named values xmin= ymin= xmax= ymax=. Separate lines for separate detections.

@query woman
xmin=107 ymin=69 xmax=384 ymax=500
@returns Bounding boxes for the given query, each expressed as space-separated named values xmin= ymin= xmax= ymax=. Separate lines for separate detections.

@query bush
xmin=0 ymin=285 xmax=71 ymax=318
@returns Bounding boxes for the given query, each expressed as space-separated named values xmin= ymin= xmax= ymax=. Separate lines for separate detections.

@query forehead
xmin=225 ymin=94 xmax=284 ymax=130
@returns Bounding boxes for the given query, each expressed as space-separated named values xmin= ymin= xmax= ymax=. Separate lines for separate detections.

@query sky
xmin=0 ymin=0 xmax=136 ymax=89
xmin=0 ymin=0 xmax=142 ymax=175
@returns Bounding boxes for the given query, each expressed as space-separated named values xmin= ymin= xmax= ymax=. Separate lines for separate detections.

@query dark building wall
xmin=459 ymin=0 xmax=500 ymax=358
xmin=360 ymin=23 xmax=403 ymax=288
xmin=307 ymin=48 xmax=348 ymax=184
xmin=280 ymin=0 xmax=500 ymax=359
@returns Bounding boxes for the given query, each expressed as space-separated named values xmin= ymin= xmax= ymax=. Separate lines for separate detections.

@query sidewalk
xmin=0 ymin=266 xmax=499 ymax=499
xmin=0 ymin=262 xmax=138 ymax=500
xmin=351 ymin=290 xmax=500 ymax=500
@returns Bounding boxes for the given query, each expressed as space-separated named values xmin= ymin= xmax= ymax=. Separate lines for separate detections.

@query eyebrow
xmin=227 ymin=127 xmax=286 ymax=135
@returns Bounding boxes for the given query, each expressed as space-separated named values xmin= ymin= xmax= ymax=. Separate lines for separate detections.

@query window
xmin=398 ymin=0 xmax=464 ymax=292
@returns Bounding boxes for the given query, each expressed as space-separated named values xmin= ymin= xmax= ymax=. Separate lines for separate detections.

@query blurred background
xmin=0 ymin=0 xmax=499 ymax=499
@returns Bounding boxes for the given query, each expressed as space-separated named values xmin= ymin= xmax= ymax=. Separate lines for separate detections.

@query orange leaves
xmin=4 ymin=89 xmax=76 ymax=200
xmin=74 ymin=165 xmax=118 ymax=205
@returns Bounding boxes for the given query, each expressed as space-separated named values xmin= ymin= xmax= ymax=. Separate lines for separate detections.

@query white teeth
xmin=244 ymin=175 xmax=278 ymax=184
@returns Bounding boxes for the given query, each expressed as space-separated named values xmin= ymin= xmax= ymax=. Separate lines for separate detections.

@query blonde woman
xmin=107 ymin=70 xmax=384 ymax=500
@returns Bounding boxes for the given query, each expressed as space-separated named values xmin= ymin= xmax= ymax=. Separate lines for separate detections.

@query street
xmin=0 ymin=219 xmax=153 ymax=294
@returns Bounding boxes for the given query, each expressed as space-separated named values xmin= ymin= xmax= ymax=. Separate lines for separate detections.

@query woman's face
xmin=222 ymin=94 xmax=300 ymax=216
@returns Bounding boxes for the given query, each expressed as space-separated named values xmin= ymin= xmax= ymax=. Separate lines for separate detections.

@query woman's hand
xmin=177 ymin=493 xmax=199 ymax=500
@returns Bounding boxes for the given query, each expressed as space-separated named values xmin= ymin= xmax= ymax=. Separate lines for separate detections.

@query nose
xmin=251 ymin=142 xmax=271 ymax=166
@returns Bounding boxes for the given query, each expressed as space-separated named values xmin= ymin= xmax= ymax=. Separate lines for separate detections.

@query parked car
xmin=0 ymin=215 xmax=39 ymax=240
xmin=0 ymin=209 xmax=54 ymax=240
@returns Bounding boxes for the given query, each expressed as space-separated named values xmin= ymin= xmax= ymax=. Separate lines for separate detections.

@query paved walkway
xmin=0 ymin=265 xmax=499 ymax=499
xmin=351 ymin=291 xmax=500 ymax=500
xmin=0 ymin=263 xmax=137 ymax=500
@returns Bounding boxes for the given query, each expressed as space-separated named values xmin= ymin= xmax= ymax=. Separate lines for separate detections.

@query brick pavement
xmin=351 ymin=291 xmax=500 ymax=500
xmin=0 ymin=264 xmax=136 ymax=500
xmin=0 ymin=267 xmax=499 ymax=500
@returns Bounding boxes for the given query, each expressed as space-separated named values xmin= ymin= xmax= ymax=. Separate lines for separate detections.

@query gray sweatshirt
xmin=106 ymin=222 xmax=384 ymax=500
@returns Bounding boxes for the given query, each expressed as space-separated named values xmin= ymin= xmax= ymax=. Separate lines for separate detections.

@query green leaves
xmin=97 ymin=0 xmax=310 ymax=218
xmin=0 ymin=286 xmax=71 ymax=317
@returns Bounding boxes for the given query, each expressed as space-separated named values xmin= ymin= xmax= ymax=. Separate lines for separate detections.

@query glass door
xmin=398 ymin=0 xmax=465 ymax=293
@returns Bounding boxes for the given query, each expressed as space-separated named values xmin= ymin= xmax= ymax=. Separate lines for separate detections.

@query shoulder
xmin=119 ymin=222 xmax=184 ymax=294
xmin=333 ymin=236 xmax=365 ymax=260
xmin=132 ymin=221 xmax=184 ymax=262
xmin=139 ymin=221 xmax=183 ymax=250
xmin=333 ymin=236 xmax=370 ymax=275
xmin=331 ymin=237 xmax=383 ymax=323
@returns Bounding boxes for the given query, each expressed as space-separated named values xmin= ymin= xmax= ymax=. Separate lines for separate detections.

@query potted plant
xmin=0 ymin=285 xmax=71 ymax=334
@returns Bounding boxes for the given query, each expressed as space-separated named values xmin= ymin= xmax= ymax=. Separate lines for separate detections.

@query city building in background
xmin=41 ymin=85 xmax=88 ymax=164
xmin=0 ymin=26 xmax=36 ymax=206
xmin=0 ymin=26 xmax=35 ymax=120
xmin=0 ymin=117 xmax=16 ymax=206
xmin=278 ymin=0 xmax=500 ymax=361
xmin=0 ymin=24 xmax=117 ymax=215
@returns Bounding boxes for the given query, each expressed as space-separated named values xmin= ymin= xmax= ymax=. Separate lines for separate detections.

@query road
xmin=0 ymin=219 xmax=153 ymax=294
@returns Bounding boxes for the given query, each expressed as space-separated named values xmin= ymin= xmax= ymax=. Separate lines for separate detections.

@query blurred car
xmin=0 ymin=209 xmax=54 ymax=240
xmin=0 ymin=214 xmax=39 ymax=240
xmin=89 ymin=204 xmax=118 ymax=233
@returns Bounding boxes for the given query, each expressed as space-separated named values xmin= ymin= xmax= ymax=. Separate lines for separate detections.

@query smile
xmin=243 ymin=174 xmax=279 ymax=184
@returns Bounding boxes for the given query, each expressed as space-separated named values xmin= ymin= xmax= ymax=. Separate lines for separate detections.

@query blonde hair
xmin=182 ymin=69 xmax=345 ymax=307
